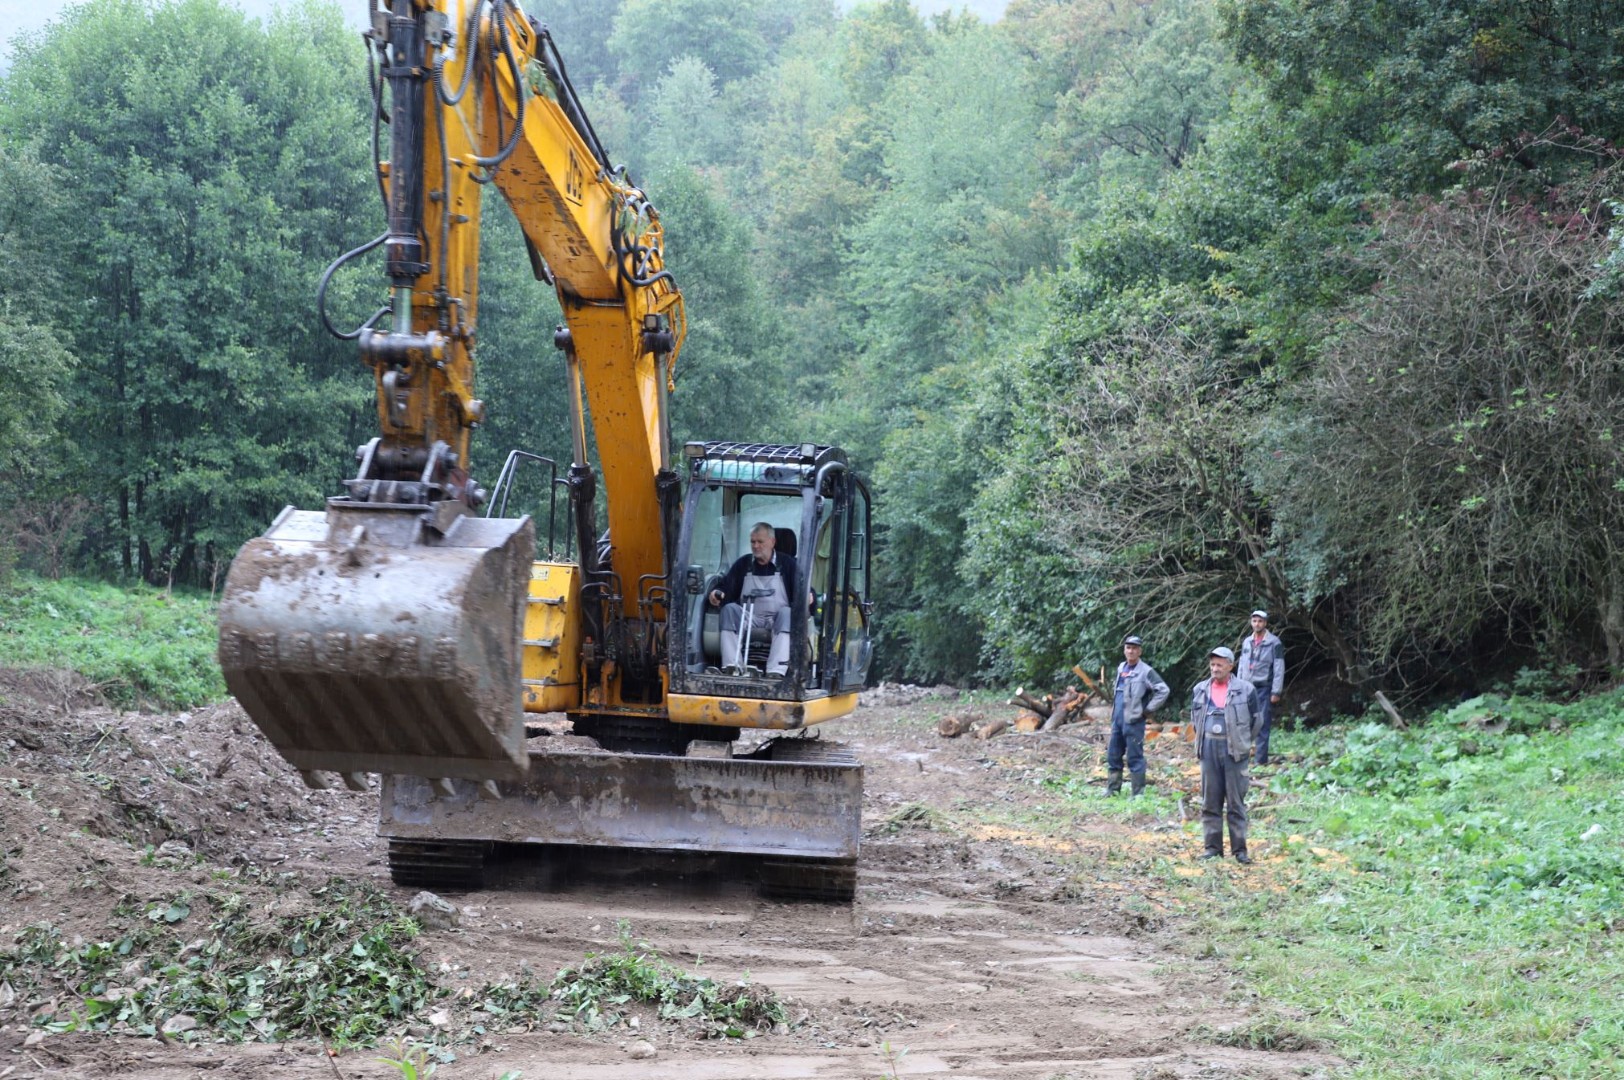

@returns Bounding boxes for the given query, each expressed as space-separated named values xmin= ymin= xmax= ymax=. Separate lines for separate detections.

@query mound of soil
xmin=0 ymin=668 xmax=370 ymax=943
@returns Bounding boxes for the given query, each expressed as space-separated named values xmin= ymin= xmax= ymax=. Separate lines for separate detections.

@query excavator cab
xmin=666 ymin=442 xmax=873 ymax=727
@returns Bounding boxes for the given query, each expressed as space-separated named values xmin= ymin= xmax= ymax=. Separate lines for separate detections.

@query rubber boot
xmin=1106 ymin=769 xmax=1123 ymax=796
xmin=1130 ymin=770 xmax=1146 ymax=797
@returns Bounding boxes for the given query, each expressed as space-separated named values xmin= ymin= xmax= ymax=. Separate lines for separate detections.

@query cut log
xmin=973 ymin=717 xmax=1011 ymax=741
xmin=936 ymin=711 xmax=982 ymax=738
xmin=1013 ymin=710 xmax=1045 ymax=733
xmin=1009 ymin=689 xmax=1052 ymax=717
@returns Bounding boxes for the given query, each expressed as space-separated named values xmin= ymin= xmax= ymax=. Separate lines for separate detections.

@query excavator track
xmin=757 ymin=857 xmax=858 ymax=902
xmin=387 ymin=838 xmax=491 ymax=891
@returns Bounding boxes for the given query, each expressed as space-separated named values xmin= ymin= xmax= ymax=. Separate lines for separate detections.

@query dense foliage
xmin=2 ymin=0 xmax=1622 ymax=696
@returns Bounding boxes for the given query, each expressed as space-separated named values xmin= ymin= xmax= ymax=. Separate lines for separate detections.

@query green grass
xmin=0 ymin=571 xmax=224 ymax=709
xmin=1166 ymin=691 xmax=1624 ymax=1078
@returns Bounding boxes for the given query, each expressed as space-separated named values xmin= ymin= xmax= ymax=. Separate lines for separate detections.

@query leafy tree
xmin=1219 ymin=0 xmax=1624 ymax=193
xmin=1255 ymin=169 xmax=1624 ymax=681
xmin=838 ymin=0 xmax=931 ymax=106
xmin=649 ymin=164 xmax=782 ymax=447
xmin=1009 ymin=0 xmax=1242 ymax=210
xmin=527 ymin=0 xmax=625 ymax=91
xmin=607 ymin=0 xmax=772 ymax=102
xmin=645 ymin=57 xmax=729 ymax=170
xmin=0 ymin=143 xmax=75 ymax=483
xmin=837 ymin=21 xmax=1054 ymax=680
xmin=0 ymin=0 xmax=375 ymax=583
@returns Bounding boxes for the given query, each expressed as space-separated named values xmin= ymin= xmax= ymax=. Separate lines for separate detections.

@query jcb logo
xmin=566 ymin=147 xmax=583 ymax=204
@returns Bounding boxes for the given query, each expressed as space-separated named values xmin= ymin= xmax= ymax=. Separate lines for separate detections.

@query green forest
xmin=3 ymin=0 xmax=1623 ymax=699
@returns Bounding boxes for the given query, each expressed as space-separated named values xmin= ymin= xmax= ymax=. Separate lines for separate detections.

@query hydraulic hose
xmin=317 ymin=232 xmax=391 ymax=340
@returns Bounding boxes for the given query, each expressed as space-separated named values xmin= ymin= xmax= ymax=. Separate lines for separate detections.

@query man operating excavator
xmin=709 ymin=522 xmax=814 ymax=677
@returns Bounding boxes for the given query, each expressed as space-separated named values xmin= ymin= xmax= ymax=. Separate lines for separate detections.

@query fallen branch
xmin=1373 ymin=690 xmax=1408 ymax=730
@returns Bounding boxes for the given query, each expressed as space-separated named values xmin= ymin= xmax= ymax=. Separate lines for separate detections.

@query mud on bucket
xmin=217 ymin=504 xmax=535 ymax=784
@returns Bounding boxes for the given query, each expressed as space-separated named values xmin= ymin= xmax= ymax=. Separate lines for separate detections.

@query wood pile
xmin=934 ymin=673 xmax=1109 ymax=742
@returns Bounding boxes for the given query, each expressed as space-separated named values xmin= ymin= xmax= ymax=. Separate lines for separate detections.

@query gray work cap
xmin=1209 ymin=646 xmax=1236 ymax=662
xmin=1122 ymin=634 xmax=1144 ymax=646
xmin=1250 ymin=609 xmax=1268 ymax=620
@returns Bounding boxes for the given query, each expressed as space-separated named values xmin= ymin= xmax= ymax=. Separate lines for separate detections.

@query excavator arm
xmin=366 ymin=0 xmax=682 ymax=575
xmin=218 ymin=0 xmax=684 ymax=785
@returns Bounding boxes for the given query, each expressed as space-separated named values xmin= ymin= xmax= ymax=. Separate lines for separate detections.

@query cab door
xmin=836 ymin=480 xmax=874 ymax=691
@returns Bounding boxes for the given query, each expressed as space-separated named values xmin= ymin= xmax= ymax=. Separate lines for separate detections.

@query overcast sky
xmin=0 ymin=0 xmax=1010 ymax=64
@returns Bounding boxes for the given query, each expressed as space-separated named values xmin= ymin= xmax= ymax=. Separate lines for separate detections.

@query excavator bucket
xmin=217 ymin=503 xmax=535 ymax=784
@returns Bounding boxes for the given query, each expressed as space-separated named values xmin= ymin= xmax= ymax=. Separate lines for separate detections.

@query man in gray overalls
xmin=1237 ymin=609 xmax=1285 ymax=765
xmin=1191 ymin=646 xmax=1260 ymax=864
xmin=1107 ymin=634 xmax=1170 ymax=796
xmin=708 ymin=522 xmax=802 ymax=677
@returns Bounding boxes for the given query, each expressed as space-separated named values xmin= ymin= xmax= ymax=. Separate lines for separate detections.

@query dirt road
xmin=0 ymin=673 xmax=1333 ymax=1079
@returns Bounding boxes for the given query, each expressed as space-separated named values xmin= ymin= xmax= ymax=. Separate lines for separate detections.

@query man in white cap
xmin=1190 ymin=646 xmax=1259 ymax=864
xmin=1237 ymin=609 xmax=1285 ymax=765
xmin=1107 ymin=634 xmax=1170 ymax=796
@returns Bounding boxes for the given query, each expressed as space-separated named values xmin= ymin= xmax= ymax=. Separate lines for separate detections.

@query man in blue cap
xmin=1237 ymin=609 xmax=1285 ymax=765
xmin=1191 ymin=645 xmax=1259 ymax=863
xmin=1107 ymin=634 xmax=1170 ymax=796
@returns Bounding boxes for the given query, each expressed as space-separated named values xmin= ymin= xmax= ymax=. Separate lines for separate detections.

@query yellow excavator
xmin=216 ymin=0 xmax=874 ymax=899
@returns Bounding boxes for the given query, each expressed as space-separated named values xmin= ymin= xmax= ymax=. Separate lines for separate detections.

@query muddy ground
xmin=0 ymin=671 xmax=1336 ymax=1079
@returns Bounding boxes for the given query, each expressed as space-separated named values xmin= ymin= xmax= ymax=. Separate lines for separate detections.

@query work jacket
xmin=1190 ymin=678 xmax=1259 ymax=763
xmin=1113 ymin=662 xmax=1171 ymax=725
xmin=1238 ymin=631 xmax=1285 ymax=696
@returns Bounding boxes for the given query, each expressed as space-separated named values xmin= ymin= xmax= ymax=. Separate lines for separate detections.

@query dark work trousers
xmin=1200 ymin=736 xmax=1250 ymax=855
xmin=1107 ymin=718 xmax=1146 ymax=775
xmin=1251 ymin=690 xmax=1274 ymax=765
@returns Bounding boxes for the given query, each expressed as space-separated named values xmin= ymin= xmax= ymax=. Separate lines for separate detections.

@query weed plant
xmin=1040 ymin=771 xmax=1188 ymax=823
xmin=0 ymin=572 xmax=223 ymax=709
xmin=0 ymin=876 xmax=437 ymax=1044
xmin=540 ymin=923 xmax=785 ymax=1038
xmin=1173 ymin=690 xmax=1624 ymax=1078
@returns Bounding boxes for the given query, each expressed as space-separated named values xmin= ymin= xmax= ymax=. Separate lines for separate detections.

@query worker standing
xmin=1237 ymin=610 xmax=1285 ymax=765
xmin=1193 ymin=646 xmax=1259 ymax=864
xmin=1107 ymin=635 xmax=1170 ymax=797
